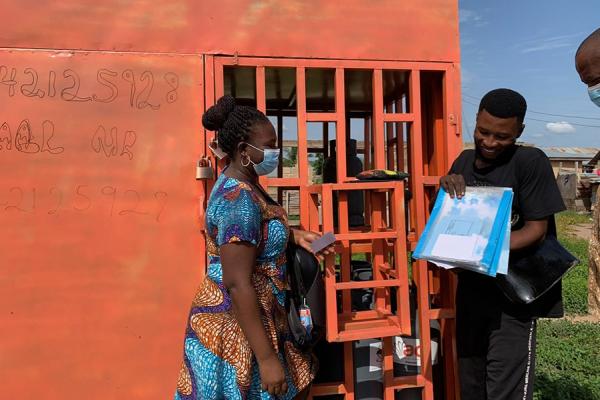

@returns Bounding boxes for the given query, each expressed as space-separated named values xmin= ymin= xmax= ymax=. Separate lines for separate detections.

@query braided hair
xmin=202 ymin=95 xmax=270 ymax=157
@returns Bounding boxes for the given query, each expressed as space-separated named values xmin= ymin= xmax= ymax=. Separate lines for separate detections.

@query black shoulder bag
xmin=286 ymin=243 xmax=326 ymax=350
xmin=496 ymin=230 xmax=579 ymax=304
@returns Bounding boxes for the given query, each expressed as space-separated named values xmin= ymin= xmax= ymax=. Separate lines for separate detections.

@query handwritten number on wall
xmin=48 ymin=70 xmax=57 ymax=98
xmin=0 ymin=66 xmax=18 ymax=97
xmin=48 ymin=187 xmax=63 ymax=215
xmin=122 ymin=69 xmax=136 ymax=108
xmin=61 ymin=69 xmax=91 ymax=102
xmin=0 ymin=186 xmax=168 ymax=221
xmin=93 ymin=69 xmax=119 ymax=103
xmin=101 ymin=186 xmax=117 ymax=216
xmin=21 ymin=68 xmax=45 ymax=98
xmin=136 ymin=71 xmax=160 ymax=110
xmin=5 ymin=187 xmax=27 ymax=212
xmin=73 ymin=185 xmax=92 ymax=211
xmin=153 ymin=191 xmax=168 ymax=222
xmin=164 ymin=72 xmax=179 ymax=104
xmin=119 ymin=190 xmax=149 ymax=216
xmin=1 ymin=66 xmax=179 ymax=107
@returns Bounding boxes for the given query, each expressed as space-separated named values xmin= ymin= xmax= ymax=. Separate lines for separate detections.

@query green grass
xmin=535 ymin=320 xmax=600 ymax=399
xmin=533 ymin=211 xmax=599 ymax=400
xmin=555 ymin=210 xmax=592 ymax=230
xmin=556 ymin=211 xmax=591 ymax=315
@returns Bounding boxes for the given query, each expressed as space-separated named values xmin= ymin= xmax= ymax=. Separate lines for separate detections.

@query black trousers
xmin=456 ymin=286 xmax=537 ymax=400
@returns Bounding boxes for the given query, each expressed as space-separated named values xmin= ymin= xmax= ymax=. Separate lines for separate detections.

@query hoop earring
xmin=241 ymin=155 xmax=251 ymax=167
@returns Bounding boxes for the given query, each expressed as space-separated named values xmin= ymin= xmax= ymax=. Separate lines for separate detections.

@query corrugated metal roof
xmin=462 ymin=143 xmax=599 ymax=161
xmin=540 ymin=147 xmax=600 ymax=160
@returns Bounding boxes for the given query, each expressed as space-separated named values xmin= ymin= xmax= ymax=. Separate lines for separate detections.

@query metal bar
xmin=216 ymin=56 xmax=451 ymax=71
xmin=389 ymin=375 xmax=427 ymax=389
xmin=306 ymin=112 xmax=338 ymax=122
xmin=334 ymin=279 xmax=403 ymax=290
xmin=343 ymin=342 xmax=355 ymax=400
xmin=311 ymin=383 xmax=347 ymax=396
xmin=264 ymin=178 xmax=301 ymax=187
xmin=422 ymin=176 xmax=441 ymax=185
xmin=335 ymin=68 xmax=347 ymax=182
xmin=336 ymin=326 xmax=404 ymax=342
xmin=429 ymin=308 xmax=456 ymax=319
xmin=386 ymin=103 xmax=395 ymax=170
xmin=371 ymin=192 xmax=386 ymax=310
xmin=372 ymin=69 xmax=385 ymax=169
xmin=391 ymin=182 xmax=412 ymax=335
xmin=322 ymin=185 xmax=338 ymax=342
xmin=322 ymin=181 xmax=402 ymax=190
xmin=214 ymin=59 xmax=224 ymax=99
xmin=338 ymin=190 xmax=352 ymax=313
xmin=409 ymin=68 xmax=435 ymax=400
xmin=276 ymin=113 xmax=284 ymax=204
xmin=333 ymin=231 xmax=398 ymax=241
xmin=383 ymin=113 xmax=416 ymax=122
xmin=256 ymin=66 xmax=269 ymax=189
xmin=383 ymin=337 xmax=395 ymax=400
xmin=296 ymin=67 xmax=309 ymax=230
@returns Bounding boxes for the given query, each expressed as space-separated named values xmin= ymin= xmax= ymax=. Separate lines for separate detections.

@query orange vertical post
xmin=297 ymin=67 xmax=310 ymax=230
xmin=409 ymin=69 xmax=435 ymax=399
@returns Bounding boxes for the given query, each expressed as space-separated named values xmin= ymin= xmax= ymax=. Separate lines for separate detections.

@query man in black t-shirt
xmin=440 ymin=89 xmax=565 ymax=400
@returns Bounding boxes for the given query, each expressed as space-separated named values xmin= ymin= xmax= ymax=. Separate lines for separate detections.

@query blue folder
xmin=413 ymin=186 xmax=513 ymax=277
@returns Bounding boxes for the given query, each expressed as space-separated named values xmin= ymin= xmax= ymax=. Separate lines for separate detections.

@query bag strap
xmin=288 ymin=244 xmax=308 ymax=298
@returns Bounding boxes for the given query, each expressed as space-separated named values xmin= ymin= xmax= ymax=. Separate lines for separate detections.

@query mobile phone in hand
xmin=310 ymin=232 xmax=336 ymax=254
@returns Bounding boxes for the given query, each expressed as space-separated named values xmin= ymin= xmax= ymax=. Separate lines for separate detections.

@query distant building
xmin=462 ymin=143 xmax=600 ymax=177
xmin=540 ymin=147 xmax=600 ymax=176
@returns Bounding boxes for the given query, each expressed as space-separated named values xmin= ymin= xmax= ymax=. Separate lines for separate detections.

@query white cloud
xmin=531 ymin=133 xmax=545 ymax=138
xmin=545 ymin=121 xmax=576 ymax=134
xmin=459 ymin=9 xmax=487 ymax=27
xmin=515 ymin=32 xmax=583 ymax=54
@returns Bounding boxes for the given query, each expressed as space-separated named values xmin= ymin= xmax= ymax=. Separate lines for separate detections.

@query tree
xmin=311 ymin=153 xmax=324 ymax=183
xmin=283 ymin=146 xmax=298 ymax=167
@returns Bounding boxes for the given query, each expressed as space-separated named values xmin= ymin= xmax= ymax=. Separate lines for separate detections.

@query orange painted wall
xmin=2 ymin=0 xmax=459 ymax=62
xmin=0 ymin=1 xmax=459 ymax=399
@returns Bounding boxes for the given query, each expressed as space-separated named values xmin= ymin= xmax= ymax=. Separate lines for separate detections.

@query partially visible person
xmin=440 ymin=89 xmax=565 ymax=400
xmin=575 ymin=27 xmax=600 ymax=317
xmin=174 ymin=95 xmax=333 ymax=400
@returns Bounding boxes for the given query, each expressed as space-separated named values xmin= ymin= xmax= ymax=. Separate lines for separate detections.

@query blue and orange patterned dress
xmin=175 ymin=173 xmax=316 ymax=400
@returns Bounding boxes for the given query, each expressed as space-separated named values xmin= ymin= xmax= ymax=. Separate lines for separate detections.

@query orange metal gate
xmin=200 ymin=56 xmax=463 ymax=400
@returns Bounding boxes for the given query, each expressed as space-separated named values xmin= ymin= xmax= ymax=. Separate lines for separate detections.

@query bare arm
xmin=510 ymin=219 xmax=548 ymax=251
xmin=220 ymin=242 xmax=287 ymax=396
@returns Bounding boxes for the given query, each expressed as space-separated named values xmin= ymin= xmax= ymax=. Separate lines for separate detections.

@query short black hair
xmin=576 ymin=27 xmax=600 ymax=57
xmin=202 ymin=95 xmax=270 ymax=157
xmin=478 ymin=88 xmax=527 ymax=125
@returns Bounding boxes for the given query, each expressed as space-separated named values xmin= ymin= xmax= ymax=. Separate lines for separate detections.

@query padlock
xmin=196 ymin=158 xmax=214 ymax=180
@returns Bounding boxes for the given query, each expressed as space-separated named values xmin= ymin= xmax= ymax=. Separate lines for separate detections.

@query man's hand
xmin=440 ymin=174 xmax=466 ymax=199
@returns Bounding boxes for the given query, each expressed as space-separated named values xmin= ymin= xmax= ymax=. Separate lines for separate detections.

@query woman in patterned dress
xmin=175 ymin=96 xmax=333 ymax=400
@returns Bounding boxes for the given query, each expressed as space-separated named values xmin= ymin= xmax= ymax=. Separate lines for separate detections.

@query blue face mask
xmin=245 ymin=143 xmax=280 ymax=175
xmin=589 ymin=82 xmax=600 ymax=107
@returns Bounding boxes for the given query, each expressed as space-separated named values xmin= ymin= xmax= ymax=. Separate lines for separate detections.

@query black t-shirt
xmin=449 ymin=145 xmax=566 ymax=318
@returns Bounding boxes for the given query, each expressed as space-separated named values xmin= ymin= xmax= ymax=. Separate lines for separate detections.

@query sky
xmin=459 ymin=0 xmax=600 ymax=148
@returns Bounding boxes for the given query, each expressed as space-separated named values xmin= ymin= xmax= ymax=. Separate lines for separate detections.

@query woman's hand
xmin=258 ymin=353 xmax=288 ymax=396
xmin=291 ymin=229 xmax=336 ymax=260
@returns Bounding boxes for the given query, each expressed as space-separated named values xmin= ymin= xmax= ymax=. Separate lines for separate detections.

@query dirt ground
xmin=569 ymin=223 xmax=593 ymax=242
xmin=564 ymin=221 xmax=599 ymax=322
